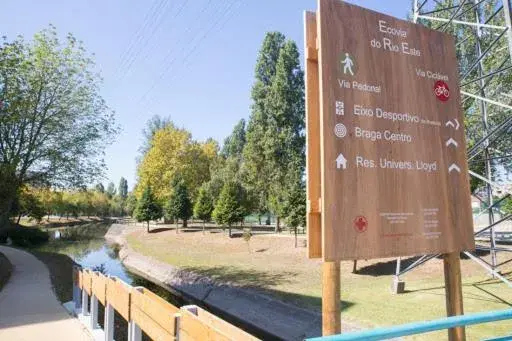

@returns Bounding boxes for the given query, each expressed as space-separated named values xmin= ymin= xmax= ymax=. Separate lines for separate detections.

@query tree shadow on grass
xmin=356 ymin=256 xmax=430 ymax=276
xmin=148 ymin=228 xmax=174 ymax=233
xmin=180 ymin=265 xmax=356 ymax=312
xmin=182 ymin=265 xmax=298 ymax=288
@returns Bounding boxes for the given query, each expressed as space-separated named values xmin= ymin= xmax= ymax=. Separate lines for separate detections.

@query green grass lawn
xmin=127 ymin=227 xmax=512 ymax=340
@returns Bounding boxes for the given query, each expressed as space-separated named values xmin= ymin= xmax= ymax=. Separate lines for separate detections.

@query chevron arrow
xmin=445 ymin=119 xmax=460 ymax=130
xmin=448 ymin=164 xmax=461 ymax=173
xmin=445 ymin=138 xmax=458 ymax=148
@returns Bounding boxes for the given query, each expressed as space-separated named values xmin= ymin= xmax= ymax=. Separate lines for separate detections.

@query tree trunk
xmin=147 ymin=221 xmax=150 ymax=233
xmin=17 ymin=213 xmax=22 ymax=226
xmin=294 ymin=226 xmax=297 ymax=248
xmin=275 ymin=216 xmax=280 ymax=233
xmin=183 ymin=219 xmax=187 ymax=228
xmin=176 ymin=220 xmax=179 ymax=233
xmin=229 ymin=225 xmax=232 ymax=238
xmin=258 ymin=215 xmax=261 ymax=225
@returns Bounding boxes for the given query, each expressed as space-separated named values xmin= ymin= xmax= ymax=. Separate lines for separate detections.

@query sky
xmin=3 ymin=0 xmax=409 ymax=191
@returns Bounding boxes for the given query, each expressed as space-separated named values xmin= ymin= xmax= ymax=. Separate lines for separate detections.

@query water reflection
xmin=38 ymin=223 xmax=179 ymax=294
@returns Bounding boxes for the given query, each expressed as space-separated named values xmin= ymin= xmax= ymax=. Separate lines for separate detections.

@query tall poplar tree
xmin=118 ymin=177 xmax=128 ymax=199
xmin=242 ymin=32 xmax=305 ymax=231
xmin=242 ymin=32 xmax=286 ymax=226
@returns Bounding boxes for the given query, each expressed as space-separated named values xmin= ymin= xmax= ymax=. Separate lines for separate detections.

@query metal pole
xmin=473 ymin=0 xmax=497 ymax=274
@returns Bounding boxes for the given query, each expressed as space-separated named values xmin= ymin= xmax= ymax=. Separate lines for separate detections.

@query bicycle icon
xmin=434 ymin=81 xmax=450 ymax=101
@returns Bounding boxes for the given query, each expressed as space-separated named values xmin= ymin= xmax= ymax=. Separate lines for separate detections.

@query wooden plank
xmin=77 ymin=269 xmax=83 ymax=290
xmin=194 ymin=306 xmax=259 ymax=341
xmin=82 ymin=270 xmax=93 ymax=295
xmin=444 ymin=252 xmax=466 ymax=341
xmin=322 ymin=262 xmax=341 ymax=335
xmin=179 ymin=308 xmax=233 ymax=341
xmin=304 ymin=10 xmax=322 ymax=259
xmin=91 ymin=272 xmax=107 ymax=305
xmin=131 ymin=287 xmax=179 ymax=336
xmin=106 ymin=277 xmax=131 ymax=321
xmin=130 ymin=305 xmax=175 ymax=341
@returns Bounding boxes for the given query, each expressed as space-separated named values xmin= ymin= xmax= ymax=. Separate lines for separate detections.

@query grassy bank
xmin=0 ymin=252 xmax=12 ymax=291
xmin=30 ymin=250 xmax=75 ymax=302
xmin=127 ymin=225 xmax=512 ymax=340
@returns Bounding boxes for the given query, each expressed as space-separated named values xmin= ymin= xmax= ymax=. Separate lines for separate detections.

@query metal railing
xmin=305 ymin=309 xmax=512 ymax=341
xmin=71 ymin=266 xmax=259 ymax=341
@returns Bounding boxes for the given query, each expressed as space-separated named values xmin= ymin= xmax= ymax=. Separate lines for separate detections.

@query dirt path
xmin=0 ymin=246 xmax=92 ymax=341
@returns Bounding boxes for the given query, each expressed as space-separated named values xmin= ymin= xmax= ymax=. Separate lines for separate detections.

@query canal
xmin=33 ymin=222 xmax=278 ymax=340
xmin=35 ymin=222 xmax=186 ymax=307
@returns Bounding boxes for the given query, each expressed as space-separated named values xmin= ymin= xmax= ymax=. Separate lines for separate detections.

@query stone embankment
xmin=105 ymin=224 xmax=323 ymax=340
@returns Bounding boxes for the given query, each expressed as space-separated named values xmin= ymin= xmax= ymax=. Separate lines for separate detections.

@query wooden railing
xmin=72 ymin=267 xmax=259 ymax=341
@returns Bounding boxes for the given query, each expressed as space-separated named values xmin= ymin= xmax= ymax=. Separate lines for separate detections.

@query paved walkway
xmin=0 ymin=246 xmax=91 ymax=341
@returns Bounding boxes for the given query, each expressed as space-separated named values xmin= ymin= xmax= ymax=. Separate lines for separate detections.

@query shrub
xmin=0 ymin=227 xmax=49 ymax=247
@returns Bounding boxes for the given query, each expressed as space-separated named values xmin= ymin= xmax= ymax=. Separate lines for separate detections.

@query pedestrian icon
xmin=336 ymin=153 xmax=347 ymax=170
xmin=341 ymin=53 xmax=355 ymax=75
xmin=335 ymin=101 xmax=344 ymax=116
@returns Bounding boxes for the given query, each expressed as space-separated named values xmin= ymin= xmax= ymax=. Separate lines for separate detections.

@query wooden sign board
xmin=312 ymin=0 xmax=475 ymax=261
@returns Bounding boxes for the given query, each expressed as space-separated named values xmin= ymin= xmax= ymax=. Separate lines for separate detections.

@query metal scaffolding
xmin=394 ymin=0 xmax=512 ymax=288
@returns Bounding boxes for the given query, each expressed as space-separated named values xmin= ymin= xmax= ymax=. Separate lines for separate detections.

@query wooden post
xmin=304 ymin=11 xmax=322 ymax=259
xmin=322 ymin=261 xmax=341 ymax=335
xmin=443 ymin=252 xmax=466 ymax=341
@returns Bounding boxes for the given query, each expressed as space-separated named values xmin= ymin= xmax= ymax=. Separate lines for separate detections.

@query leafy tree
xmin=212 ymin=181 xmax=248 ymax=237
xmin=134 ymin=186 xmax=162 ymax=233
xmin=242 ymin=32 xmax=305 ymax=232
xmin=125 ymin=193 xmax=138 ymax=217
xmin=221 ymin=119 xmax=246 ymax=159
xmin=95 ymin=183 xmax=105 ymax=193
xmin=0 ymin=27 xmax=118 ymax=228
xmin=12 ymin=188 xmax=45 ymax=224
xmin=137 ymin=115 xmax=172 ymax=162
xmin=106 ymin=182 xmax=116 ymax=199
xmin=118 ymin=177 xmax=128 ymax=200
xmin=136 ymin=122 xmax=215 ymax=201
xmin=283 ymin=177 xmax=306 ymax=247
xmin=242 ymin=33 xmax=286 ymax=227
xmin=193 ymin=183 xmax=214 ymax=232
xmin=164 ymin=177 xmax=192 ymax=230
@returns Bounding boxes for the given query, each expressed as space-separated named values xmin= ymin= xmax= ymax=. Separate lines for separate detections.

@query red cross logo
xmin=353 ymin=216 xmax=368 ymax=233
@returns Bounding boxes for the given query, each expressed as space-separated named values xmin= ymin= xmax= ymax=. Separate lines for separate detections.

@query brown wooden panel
xmin=77 ymin=269 xmax=83 ymax=290
xmin=179 ymin=309 xmax=229 ymax=341
xmin=305 ymin=10 xmax=322 ymax=259
xmin=91 ymin=272 xmax=107 ymax=305
xmin=131 ymin=287 xmax=179 ymax=336
xmin=106 ymin=277 xmax=131 ymax=321
xmin=73 ymin=267 xmax=79 ymax=286
xmin=195 ymin=306 xmax=259 ymax=341
xmin=82 ymin=270 xmax=93 ymax=295
xmin=131 ymin=305 xmax=175 ymax=341
xmin=316 ymin=0 xmax=474 ymax=260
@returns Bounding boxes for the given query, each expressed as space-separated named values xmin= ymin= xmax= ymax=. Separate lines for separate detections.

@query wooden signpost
xmin=305 ymin=1 xmax=475 ymax=339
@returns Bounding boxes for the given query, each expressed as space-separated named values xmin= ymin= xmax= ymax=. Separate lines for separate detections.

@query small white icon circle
xmin=334 ymin=123 xmax=347 ymax=138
